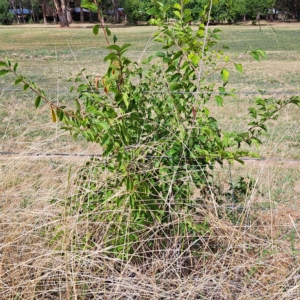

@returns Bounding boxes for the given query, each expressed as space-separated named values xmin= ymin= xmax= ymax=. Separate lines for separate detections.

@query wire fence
xmin=0 ymin=151 xmax=300 ymax=163
xmin=1 ymin=87 xmax=299 ymax=96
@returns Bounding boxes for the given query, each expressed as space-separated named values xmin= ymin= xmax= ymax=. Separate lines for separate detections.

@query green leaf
xmin=107 ymin=44 xmax=121 ymax=52
xmin=188 ymin=53 xmax=199 ymax=65
xmin=170 ymin=83 xmax=181 ymax=91
xmin=234 ymin=63 xmax=243 ymax=73
xmin=15 ymin=77 xmax=22 ymax=85
xmin=105 ymin=25 xmax=111 ymax=36
xmin=23 ymin=83 xmax=29 ymax=91
xmin=93 ymin=25 xmax=100 ymax=35
xmin=248 ymin=108 xmax=257 ymax=118
xmin=101 ymin=133 xmax=110 ymax=146
xmin=173 ymin=10 xmax=181 ymax=19
xmin=215 ymin=95 xmax=223 ymax=106
xmin=5 ymin=58 xmax=11 ymax=67
xmin=123 ymin=93 xmax=129 ymax=109
xmin=221 ymin=68 xmax=229 ymax=82
xmin=183 ymin=0 xmax=190 ymax=4
xmin=155 ymin=51 xmax=166 ymax=58
xmin=0 ymin=69 xmax=9 ymax=76
xmin=250 ymin=49 xmax=266 ymax=62
xmin=0 ymin=61 xmax=7 ymax=67
xmin=13 ymin=63 xmax=18 ymax=72
xmin=98 ymin=122 xmax=109 ymax=130
xmin=81 ymin=0 xmax=98 ymax=12
xmin=35 ymin=95 xmax=42 ymax=108
xmin=173 ymin=3 xmax=182 ymax=10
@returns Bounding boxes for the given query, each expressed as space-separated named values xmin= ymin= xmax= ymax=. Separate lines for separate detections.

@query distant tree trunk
xmin=29 ymin=1 xmax=35 ymax=23
xmin=41 ymin=1 xmax=48 ymax=24
xmin=243 ymin=14 xmax=246 ymax=21
xmin=35 ymin=11 xmax=39 ymax=23
xmin=8 ymin=0 xmax=20 ymax=24
xmin=53 ymin=0 xmax=69 ymax=27
xmin=112 ymin=0 xmax=120 ymax=23
xmin=66 ymin=0 xmax=72 ymax=24
xmin=53 ymin=12 xmax=58 ymax=24
xmin=256 ymin=10 xmax=260 ymax=21
xmin=281 ymin=9 xmax=285 ymax=21
xmin=19 ymin=1 xmax=25 ymax=23
xmin=80 ymin=7 xmax=84 ymax=22
xmin=89 ymin=10 xmax=93 ymax=22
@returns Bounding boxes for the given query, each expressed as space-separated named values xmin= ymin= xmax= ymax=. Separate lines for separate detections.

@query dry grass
xmin=0 ymin=22 xmax=300 ymax=299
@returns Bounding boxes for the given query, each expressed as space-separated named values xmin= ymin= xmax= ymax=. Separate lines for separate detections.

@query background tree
xmin=276 ymin=0 xmax=300 ymax=20
xmin=232 ymin=0 xmax=248 ymax=21
xmin=0 ymin=0 xmax=14 ymax=24
xmin=246 ymin=0 xmax=276 ymax=20
xmin=123 ymin=0 xmax=153 ymax=24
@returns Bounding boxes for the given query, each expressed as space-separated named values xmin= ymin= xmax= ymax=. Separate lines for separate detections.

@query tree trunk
xmin=19 ymin=1 xmax=25 ymax=23
xmin=8 ymin=0 xmax=19 ymax=24
xmin=256 ymin=10 xmax=260 ymax=21
xmin=66 ymin=0 xmax=72 ymax=24
xmin=80 ymin=7 xmax=84 ymax=23
xmin=41 ymin=1 xmax=48 ymax=24
xmin=53 ymin=12 xmax=58 ymax=24
xmin=53 ymin=0 xmax=69 ymax=27
xmin=112 ymin=0 xmax=120 ymax=23
xmin=281 ymin=9 xmax=285 ymax=21
xmin=35 ymin=11 xmax=39 ymax=23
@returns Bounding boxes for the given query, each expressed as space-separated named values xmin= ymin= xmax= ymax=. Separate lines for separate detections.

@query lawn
xmin=0 ymin=22 xmax=300 ymax=299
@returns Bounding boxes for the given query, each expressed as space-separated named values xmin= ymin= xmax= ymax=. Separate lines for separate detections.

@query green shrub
xmin=1 ymin=0 xmax=300 ymax=260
